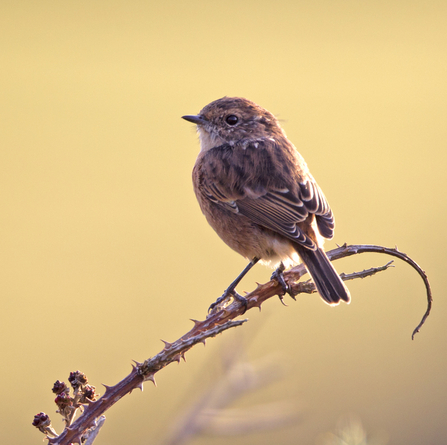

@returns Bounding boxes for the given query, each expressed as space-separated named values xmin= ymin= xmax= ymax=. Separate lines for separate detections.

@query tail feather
xmin=295 ymin=245 xmax=350 ymax=305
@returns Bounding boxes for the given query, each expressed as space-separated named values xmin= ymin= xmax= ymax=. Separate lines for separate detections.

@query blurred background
xmin=1 ymin=1 xmax=446 ymax=444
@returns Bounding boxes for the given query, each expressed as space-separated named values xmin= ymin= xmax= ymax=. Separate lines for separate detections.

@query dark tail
xmin=295 ymin=245 xmax=350 ymax=305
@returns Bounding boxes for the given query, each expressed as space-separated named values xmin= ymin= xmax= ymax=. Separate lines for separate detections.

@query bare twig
xmin=325 ymin=244 xmax=432 ymax=339
xmin=34 ymin=244 xmax=432 ymax=444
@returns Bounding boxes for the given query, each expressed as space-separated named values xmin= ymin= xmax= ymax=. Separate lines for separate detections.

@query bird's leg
xmin=209 ymin=257 xmax=260 ymax=313
xmin=271 ymin=262 xmax=295 ymax=305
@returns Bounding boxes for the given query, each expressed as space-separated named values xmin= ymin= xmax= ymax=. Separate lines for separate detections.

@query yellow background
xmin=1 ymin=1 xmax=446 ymax=444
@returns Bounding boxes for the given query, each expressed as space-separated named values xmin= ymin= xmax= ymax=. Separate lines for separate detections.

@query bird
xmin=182 ymin=96 xmax=350 ymax=311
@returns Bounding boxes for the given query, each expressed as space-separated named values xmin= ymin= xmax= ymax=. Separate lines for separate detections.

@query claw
xmin=208 ymin=292 xmax=228 ymax=313
xmin=231 ymin=290 xmax=248 ymax=313
xmin=271 ymin=263 xmax=296 ymax=302
xmin=208 ymin=258 xmax=259 ymax=314
xmin=208 ymin=289 xmax=248 ymax=314
xmin=278 ymin=293 xmax=288 ymax=307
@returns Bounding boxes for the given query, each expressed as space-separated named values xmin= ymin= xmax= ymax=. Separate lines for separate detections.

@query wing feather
xmin=199 ymin=139 xmax=335 ymax=248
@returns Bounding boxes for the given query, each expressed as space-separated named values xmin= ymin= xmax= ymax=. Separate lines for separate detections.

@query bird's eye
xmin=225 ymin=115 xmax=239 ymax=126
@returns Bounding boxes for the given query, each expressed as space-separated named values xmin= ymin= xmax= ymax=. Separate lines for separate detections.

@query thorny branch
xmin=325 ymin=244 xmax=432 ymax=339
xmin=33 ymin=244 xmax=432 ymax=444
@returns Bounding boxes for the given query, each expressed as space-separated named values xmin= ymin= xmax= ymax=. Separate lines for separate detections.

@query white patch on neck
xmin=197 ymin=126 xmax=224 ymax=152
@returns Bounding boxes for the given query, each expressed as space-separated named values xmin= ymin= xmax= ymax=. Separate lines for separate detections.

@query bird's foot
xmin=271 ymin=263 xmax=295 ymax=305
xmin=208 ymin=288 xmax=248 ymax=314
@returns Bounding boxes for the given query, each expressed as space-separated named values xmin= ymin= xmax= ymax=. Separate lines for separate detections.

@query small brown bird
xmin=183 ymin=97 xmax=350 ymax=310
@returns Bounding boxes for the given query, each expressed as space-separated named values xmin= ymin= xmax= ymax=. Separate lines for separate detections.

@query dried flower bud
xmin=52 ymin=380 xmax=68 ymax=395
xmin=32 ymin=412 xmax=58 ymax=438
xmin=55 ymin=392 xmax=72 ymax=410
xmin=32 ymin=412 xmax=50 ymax=428
xmin=68 ymin=370 xmax=88 ymax=390
xmin=80 ymin=384 xmax=98 ymax=403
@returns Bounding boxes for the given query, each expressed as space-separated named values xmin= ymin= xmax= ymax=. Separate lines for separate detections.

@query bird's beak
xmin=182 ymin=114 xmax=207 ymax=125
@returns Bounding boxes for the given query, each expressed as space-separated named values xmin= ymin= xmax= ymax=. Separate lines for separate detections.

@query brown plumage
xmin=183 ymin=97 xmax=350 ymax=306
